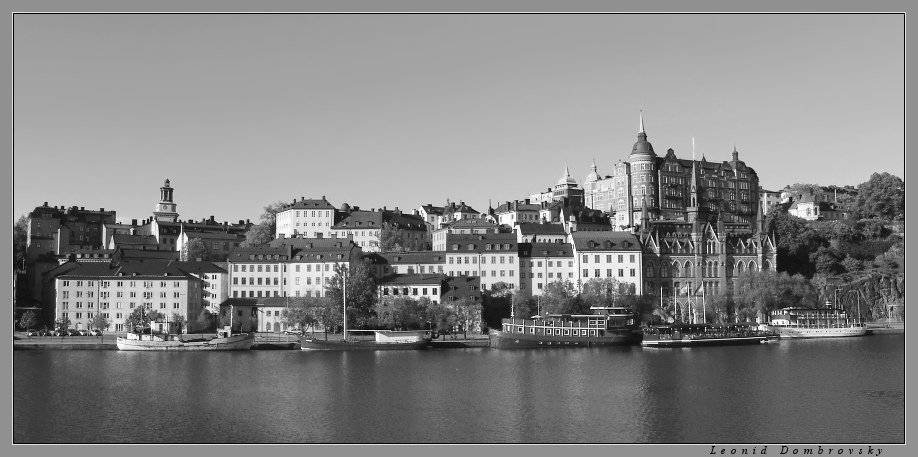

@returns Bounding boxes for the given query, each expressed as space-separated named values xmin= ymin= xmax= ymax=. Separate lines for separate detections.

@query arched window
xmin=726 ymin=261 xmax=734 ymax=277
xmin=645 ymin=261 xmax=655 ymax=278
xmin=673 ymin=262 xmax=682 ymax=278
xmin=684 ymin=261 xmax=694 ymax=278
xmin=662 ymin=262 xmax=671 ymax=278
xmin=749 ymin=261 xmax=758 ymax=271
xmin=641 ymin=185 xmax=646 ymax=195
xmin=763 ymin=260 xmax=771 ymax=272
xmin=736 ymin=261 xmax=745 ymax=275
xmin=714 ymin=261 xmax=719 ymax=277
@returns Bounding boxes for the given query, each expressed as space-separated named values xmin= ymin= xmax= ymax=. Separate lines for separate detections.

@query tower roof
xmin=630 ymin=112 xmax=656 ymax=161
xmin=585 ymin=158 xmax=600 ymax=182
xmin=557 ymin=164 xmax=578 ymax=186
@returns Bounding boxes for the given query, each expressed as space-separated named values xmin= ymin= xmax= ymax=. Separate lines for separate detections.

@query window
xmin=582 ymin=255 xmax=588 ymax=263
xmin=583 ymin=269 xmax=589 ymax=277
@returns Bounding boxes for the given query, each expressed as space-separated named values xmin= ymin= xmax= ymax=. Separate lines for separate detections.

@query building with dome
xmin=583 ymin=112 xmax=762 ymax=230
xmin=529 ymin=165 xmax=585 ymax=207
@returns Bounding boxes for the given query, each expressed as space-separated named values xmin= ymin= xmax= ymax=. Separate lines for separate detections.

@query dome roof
xmin=630 ymin=131 xmax=656 ymax=160
xmin=557 ymin=165 xmax=577 ymax=186
xmin=585 ymin=160 xmax=599 ymax=182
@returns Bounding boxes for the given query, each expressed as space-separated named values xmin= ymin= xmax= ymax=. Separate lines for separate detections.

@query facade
xmin=491 ymin=199 xmax=541 ymax=226
xmin=175 ymin=229 xmax=245 ymax=261
xmin=515 ymin=223 xmax=568 ymax=244
xmin=227 ymin=238 xmax=363 ymax=300
xmin=275 ymin=196 xmax=339 ymax=239
xmin=365 ymin=251 xmax=447 ymax=278
xmin=53 ymin=261 xmax=205 ymax=333
xmin=583 ymin=114 xmax=762 ymax=231
xmin=331 ymin=208 xmax=429 ymax=252
xmin=638 ymin=205 xmax=777 ymax=323
xmin=26 ymin=202 xmax=118 ymax=263
xmin=569 ymin=231 xmax=644 ymax=294
xmin=431 ymin=218 xmax=503 ymax=250
xmin=175 ymin=261 xmax=229 ymax=314
xmin=378 ymin=274 xmax=444 ymax=303
xmin=530 ymin=165 xmax=585 ymax=207
xmin=786 ymin=190 xmax=853 ymax=221
xmin=518 ymin=242 xmax=575 ymax=296
xmin=760 ymin=189 xmax=782 ymax=215
xmin=443 ymin=233 xmax=520 ymax=291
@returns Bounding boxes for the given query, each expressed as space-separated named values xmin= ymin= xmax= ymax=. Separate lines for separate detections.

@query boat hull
xmin=488 ymin=329 xmax=641 ymax=348
xmin=641 ymin=335 xmax=767 ymax=347
xmin=116 ymin=333 xmax=254 ymax=351
xmin=298 ymin=337 xmax=430 ymax=351
xmin=768 ymin=326 xmax=867 ymax=339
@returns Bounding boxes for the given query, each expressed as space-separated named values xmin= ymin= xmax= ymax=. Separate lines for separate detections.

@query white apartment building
xmin=275 ymin=197 xmax=338 ymax=239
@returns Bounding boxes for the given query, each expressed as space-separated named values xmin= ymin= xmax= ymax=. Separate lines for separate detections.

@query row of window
xmin=449 ymin=255 xmax=513 ymax=264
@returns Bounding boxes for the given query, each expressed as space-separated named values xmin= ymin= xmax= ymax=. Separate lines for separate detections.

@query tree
xmin=580 ymin=277 xmax=624 ymax=309
xmin=842 ymin=256 xmax=863 ymax=274
xmin=783 ymin=183 xmax=823 ymax=200
xmin=765 ymin=209 xmax=830 ymax=278
xmin=453 ymin=298 xmax=483 ymax=338
xmin=325 ymin=263 xmax=377 ymax=328
xmin=375 ymin=295 xmax=426 ymax=330
xmin=733 ymin=270 xmax=818 ymax=322
xmin=196 ymin=309 xmax=214 ymax=334
xmin=91 ymin=313 xmax=110 ymax=336
xmin=426 ymin=300 xmax=457 ymax=339
xmin=55 ymin=315 xmax=71 ymax=338
xmin=19 ymin=310 xmax=37 ymax=334
xmin=241 ymin=200 xmax=286 ymax=247
xmin=125 ymin=306 xmax=153 ymax=334
xmin=539 ymin=280 xmax=580 ymax=315
xmin=181 ymin=237 xmax=212 ymax=261
xmin=856 ymin=172 xmax=904 ymax=220
xmin=510 ymin=288 xmax=537 ymax=319
xmin=481 ymin=282 xmax=513 ymax=329
xmin=170 ymin=312 xmax=186 ymax=334
xmin=378 ymin=222 xmax=406 ymax=252
xmin=13 ymin=215 xmax=28 ymax=270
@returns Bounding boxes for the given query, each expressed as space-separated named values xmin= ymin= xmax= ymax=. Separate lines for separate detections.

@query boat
xmin=488 ymin=306 xmax=642 ymax=348
xmin=767 ymin=299 xmax=867 ymax=339
xmin=116 ymin=326 xmax=254 ymax=351
xmin=641 ymin=322 xmax=773 ymax=347
xmin=299 ymin=329 xmax=432 ymax=351
xmin=299 ymin=272 xmax=431 ymax=351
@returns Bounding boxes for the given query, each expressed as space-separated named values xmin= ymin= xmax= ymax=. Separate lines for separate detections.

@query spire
xmin=639 ymin=109 xmax=645 ymax=133
xmin=591 ymin=156 xmax=597 ymax=171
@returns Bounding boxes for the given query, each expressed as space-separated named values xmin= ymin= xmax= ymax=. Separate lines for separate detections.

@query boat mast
xmin=343 ymin=271 xmax=347 ymax=340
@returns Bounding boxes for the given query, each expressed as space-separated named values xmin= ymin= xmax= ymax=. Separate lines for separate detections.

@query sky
xmin=13 ymin=14 xmax=904 ymax=225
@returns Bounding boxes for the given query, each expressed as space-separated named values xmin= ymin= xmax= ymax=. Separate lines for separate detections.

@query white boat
xmin=768 ymin=300 xmax=866 ymax=339
xmin=116 ymin=327 xmax=254 ymax=351
xmin=300 ymin=330 xmax=431 ymax=351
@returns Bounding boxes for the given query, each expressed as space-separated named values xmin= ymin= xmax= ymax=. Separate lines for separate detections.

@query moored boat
xmin=116 ymin=327 xmax=254 ymax=351
xmin=299 ymin=330 xmax=432 ymax=351
xmin=641 ymin=323 xmax=772 ymax=347
xmin=767 ymin=300 xmax=866 ymax=339
xmin=488 ymin=306 xmax=642 ymax=348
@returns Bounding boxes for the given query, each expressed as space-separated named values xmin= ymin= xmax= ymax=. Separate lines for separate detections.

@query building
xmin=53 ymin=261 xmax=206 ymax=333
xmin=760 ymin=189 xmax=782 ymax=215
xmin=377 ymin=274 xmax=444 ymax=303
xmin=26 ymin=202 xmax=117 ymax=264
xmin=275 ymin=196 xmax=340 ymax=239
xmin=583 ymin=113 xmax=762 ymax=230
xmin=175 ymin=261 xmax=229 ymax=314
xmin=443 ymin=233 xmax=520 ymax=291
xmin=518 ymin=242 xmax=575 ymax=296
xmin=331 ymin=208 xmax=428 ymax=252
xmin=786 ymin=190 xmax=852 ymax=221
xmin=530 ymin=165 xmax=585 ymax=207
xmin=569 ymin=231 xmax=644 ymax=294
xmin=490 ymin=199 xmax=541 ymax=226
xmin=364 ymin=251 xmax=447 ymax=278
xmin=514 ymin=223 xmax=568 ymax=244
xmin=227 ymin=238 xmax=363 ymax=300
xmin=638 ymin=204 xmax=777 ymax=323
xmin=431 ymin=218 xmax=503 ymax=250
xmin=135 ymin=179 xmax=251 ymax=251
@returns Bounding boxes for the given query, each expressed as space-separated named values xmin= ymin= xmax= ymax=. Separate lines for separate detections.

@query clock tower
xmin=153 ymin=178 xmax=179 ymax=222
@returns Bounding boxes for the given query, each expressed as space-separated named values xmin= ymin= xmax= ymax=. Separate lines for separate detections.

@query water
xmin=13 ymin=335 xmax=904 ymax=443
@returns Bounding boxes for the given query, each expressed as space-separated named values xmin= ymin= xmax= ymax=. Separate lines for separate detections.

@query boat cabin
xmin=770 ymin=300 xmax=856 ymax=328
xmin=501 ymin=309 xmax=633 ymax=338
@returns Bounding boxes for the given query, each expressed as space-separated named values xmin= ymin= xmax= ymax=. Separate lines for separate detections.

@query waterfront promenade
xmin=12 ymin=331 xmax=491 ymax=350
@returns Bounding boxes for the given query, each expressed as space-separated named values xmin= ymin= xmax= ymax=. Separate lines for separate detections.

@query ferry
xmin=488 ymin=306 xmax=642 ymax=348
xmin=116 ymin=326 xmax=254 ymax=351
xmin=299 ymin=330 xmax=432 ymax=351
xmin=641 ymin=323 xmax=773 ymax=347
xmin=768 ymin=300 xmax=866 ymax=339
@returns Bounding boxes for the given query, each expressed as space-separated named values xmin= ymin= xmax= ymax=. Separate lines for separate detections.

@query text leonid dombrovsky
xmin=711 ymin=447 xmax=884 ymax=456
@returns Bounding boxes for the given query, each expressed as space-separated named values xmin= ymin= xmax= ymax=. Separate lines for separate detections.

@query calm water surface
xmin=13 ymin=335 xmax=904 ymax=443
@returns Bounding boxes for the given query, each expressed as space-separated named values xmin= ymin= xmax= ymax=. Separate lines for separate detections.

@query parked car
xmin=78 ymin=329 xmax=89 ymax=336
xmin=26 ymin=330 xmax=40 ymax=337
xmin=38 ymin=330 xmax=52 ymax=337
xmin=66 ymin=329 xmax=80 ymax=336
xmin=284 ymin=330 xmax=302 ymax=336
xmin=88 ymin=329 xmax=102 ymax=336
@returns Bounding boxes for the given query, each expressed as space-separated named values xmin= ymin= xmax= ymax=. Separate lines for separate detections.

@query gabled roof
xmin=494 ymin=201 xmax=541 ymax=213
xmin=570 ymin=232 xmax=641 ymax=252
xmin=375 ymin=251 xmax=447 ymax=264
xmin=112 ymin=234 xmax=158 ymax=246
xmin=175 ymin=261 xmax=227 ymax=275
xmin=516 ymin=223 xmax=566 ymax=235
xmin=332 ymin=210 xmax=427 ymax=231
xmin=377 ymin=274 xmax=444 ymax=286
xmin=278 ymin=197 xmax=337 ymax=211
xmin=445 ymin=233 xmax=518 ymax=253
xmin=519 ymin=242 xmax=574 ymax=258
xmin=419 ymin=204 xmax=446 ymax=215
xmin=58 ymin=260 xmax=196 ymax=279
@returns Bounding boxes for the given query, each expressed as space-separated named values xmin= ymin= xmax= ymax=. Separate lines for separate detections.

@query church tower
xmin=153 ymin=178 xmax=179 ymax=222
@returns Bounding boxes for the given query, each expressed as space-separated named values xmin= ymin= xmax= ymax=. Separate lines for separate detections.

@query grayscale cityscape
xmin=13 ymin=12 xmax=905 ymax=447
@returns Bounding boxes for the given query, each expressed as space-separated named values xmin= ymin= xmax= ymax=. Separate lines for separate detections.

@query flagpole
xmin=702 ymin=282 xmax=707 ymax=324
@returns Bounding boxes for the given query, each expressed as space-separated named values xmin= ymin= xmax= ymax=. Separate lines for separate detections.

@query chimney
xmin=239 ymin=220 xmax=244 ymax=225
xmin=395 ymin=207 xmax=401 ymax=215
xmin=210 ymin=215 xmax=215 ymax=223
xmin=81 ymin=207 xmax=85 ymax=210
xmin=246 ymin=219 xmax=250 ymax=224
xmin=43 ymin=202 xmax=48 ymax=207
xmin=131 ymin=219 xmax=137 ymax=225
xmin=100 ymin=208 xmax=104 ymax=212
xmin=412 ymin=209 xmax=419 ymax=216
xmin=525 ymin=198 xmax=530 ymax=205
